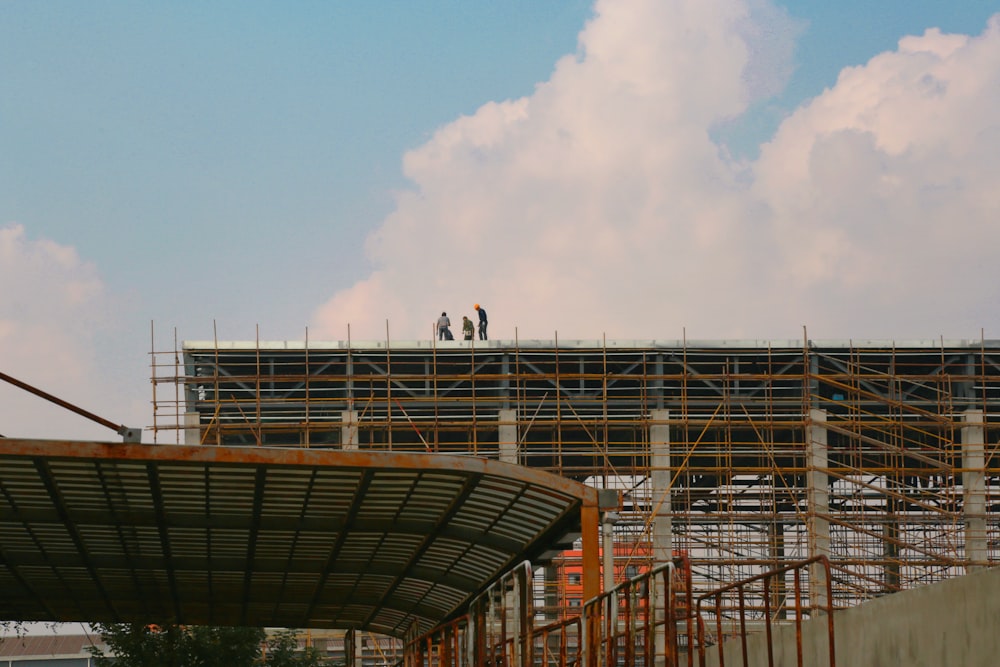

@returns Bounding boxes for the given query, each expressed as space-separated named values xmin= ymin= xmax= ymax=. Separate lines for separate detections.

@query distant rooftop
xmin=182 ymin=337 xmax=1000 ymax=350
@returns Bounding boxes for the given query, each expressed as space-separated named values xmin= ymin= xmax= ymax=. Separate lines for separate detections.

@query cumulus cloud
xmin=312 ymin=0 xmax=1000 ymax=342
xmin=0 ymin=224 xmax=145 ymax=440
xmin=753 ymin=19 xmax=1000 ymax=336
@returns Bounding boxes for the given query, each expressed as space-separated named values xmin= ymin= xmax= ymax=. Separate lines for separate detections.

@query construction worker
xmin=437 ymin=312 xmax=452 ymax=340
xmin=462 ymin=316 xmax=474 ymax=341
xmin=474 ymin=304 xmax=488 ymax=340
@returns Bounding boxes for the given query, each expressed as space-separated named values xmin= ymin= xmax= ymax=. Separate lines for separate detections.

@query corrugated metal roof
xmin=0 ymin=440 xmax=596 ymax=637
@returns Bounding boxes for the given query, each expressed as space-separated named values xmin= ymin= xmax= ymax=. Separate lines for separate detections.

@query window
xmin=568 ymin=573 xmax=581 ymax=585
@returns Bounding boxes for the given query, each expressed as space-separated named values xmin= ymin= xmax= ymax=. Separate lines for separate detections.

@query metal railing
xmin=582 ymin=554 xmax=695 ymax=667
xmin=694 ymin=556 xmax=836 ymax=667
xmin=401 ymin=555 xmax=695 ymax=667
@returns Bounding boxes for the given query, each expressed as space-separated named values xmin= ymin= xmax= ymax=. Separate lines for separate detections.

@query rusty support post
xmin=581 ymin=500 xmax=601 ymax=667
xmin=345 ymin=629 xmax=356 ymax=667
xmin=581 ymin=501 xmax=601 ymax=602
xmin=0 ymin=371 xmax=140 ymax=442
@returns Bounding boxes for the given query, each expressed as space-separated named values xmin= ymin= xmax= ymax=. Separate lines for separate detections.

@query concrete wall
xmin=702 ymin=566 xmax=1000 ymax=667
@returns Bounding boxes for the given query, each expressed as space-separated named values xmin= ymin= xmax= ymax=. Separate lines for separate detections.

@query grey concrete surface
xmin=701 ymin=566 xmax=1000 ymax=667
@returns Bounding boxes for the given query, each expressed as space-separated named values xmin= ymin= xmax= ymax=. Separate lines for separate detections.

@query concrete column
xmin=806 ymin=408 xmax=830 ymax=612
xmin=602 ymin=512 xmax=620 ymax=592
xmin=650 ymin=410 xmax=672 ymax=563
xmin=341 ymin=410 xmax=359 ymax=449
xmin=650 ymin=409 xmax=671 ymax=661
xmin=498 ymin=408 xmax=522 ymax=655
xmin=501 ymin=352 xmax=512 ymax=411
xmin=499 ymin=409 xmax=518 ymax=464
xmin=601 ymin=510 xmax=621 ymax=644
xmin=963 ymin=409 xmax=987 ymax=572
xmin=184 ymin=411 xmax=201 ymax=445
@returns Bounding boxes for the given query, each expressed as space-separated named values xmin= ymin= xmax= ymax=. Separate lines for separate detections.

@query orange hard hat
xmin=474 ymin=303 xmax=480 ymax=309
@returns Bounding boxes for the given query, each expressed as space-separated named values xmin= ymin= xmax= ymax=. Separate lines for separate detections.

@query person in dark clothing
xmin=437 ymin=312 xmax=452 ymax=340
xmin=474 ymin=304 xmax=488 ymax=340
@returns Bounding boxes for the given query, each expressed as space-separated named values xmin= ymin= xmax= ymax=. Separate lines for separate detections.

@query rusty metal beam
xmin=0 ymin=371 xmax=139 ymax=441
xmin=580 ymin=498 xmax=601 ymax=667
xmin=0 ymin=439 xmax=597 ymax=500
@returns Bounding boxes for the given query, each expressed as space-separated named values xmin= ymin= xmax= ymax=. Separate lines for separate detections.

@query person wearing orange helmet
xmin=474 ymin=304 xmax=488 ymax=340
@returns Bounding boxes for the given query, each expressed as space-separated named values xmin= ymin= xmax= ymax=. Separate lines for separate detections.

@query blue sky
xmin=782 ymin=1 xmax=998 ymax=96
xmin=2 ymin=2 xmax=594 ymax=333
xmin=2 ymin=0 xmax=1000 ymax=442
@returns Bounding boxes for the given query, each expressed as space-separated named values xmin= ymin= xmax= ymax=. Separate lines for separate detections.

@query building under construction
xmin=151 ymin=336 xmax=1000 ymax=621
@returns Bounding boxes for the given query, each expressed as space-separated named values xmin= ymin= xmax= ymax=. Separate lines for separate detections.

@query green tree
xmin=263 ymin=628 xmax=332 ymax=667
xmin=188 ymin=626 xmax=267 ymax=666
xmin=88 ymin=623 xmax=338 ymax=666
xmin=88 ymin=623 xmax=265 ymax=667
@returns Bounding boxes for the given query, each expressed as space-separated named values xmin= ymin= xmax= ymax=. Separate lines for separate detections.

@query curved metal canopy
xmin=0 ymin=439 xmax=597 ymax=637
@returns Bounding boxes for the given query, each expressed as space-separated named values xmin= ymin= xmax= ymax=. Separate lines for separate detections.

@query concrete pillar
xmin=601 ymin=510 xmax=621 ymax=646
xmin=341 ymin=410 xmax=359 ymax=449
xmin=652 ymin=354 xmax=665 ymax=411
xmin=501 ymin=352 xmax=512 ymax=411
xmin=650 ymin=409 xmax=671 ymax=661
xmin=602 ymin=512 xmax=620 ymax=593
xmin=650 ymin=410 xmax=672 ymax=563
xmin=184 ymin=411 xmax=201 ymax=445
xmin=963 ymin=409 xmax=987 ymax=572
xmin=353 ymin=632 xmax=363 ymax=667
xmin=498 ymin=408 xmax=522 ymax=655
xmin=499 ymin=409 xmax=518 ymax=464
xmin=806 ymin=408 xmax=830 ymax=613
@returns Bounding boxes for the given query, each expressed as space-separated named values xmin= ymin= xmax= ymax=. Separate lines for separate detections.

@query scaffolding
xmin=150 ymin=333 xmax=1000 ymax=616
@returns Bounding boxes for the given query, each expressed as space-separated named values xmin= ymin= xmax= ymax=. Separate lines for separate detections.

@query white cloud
xmin=753 ymin=18 xmax=1000 ymax=336
xmin=312 ymin=1 xmax=1000 ymax=343
xmin=0 ymin=224 xmax=146 ymax=440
